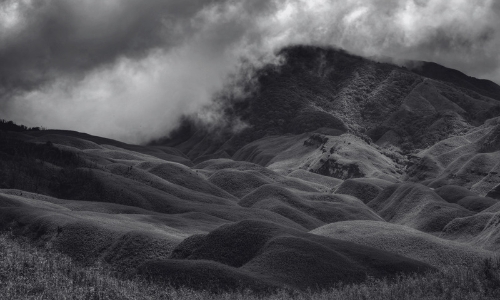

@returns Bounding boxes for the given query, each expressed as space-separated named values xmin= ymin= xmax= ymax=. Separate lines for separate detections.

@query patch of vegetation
xmin=303 ymin=134 xmax=329 ymax=147
xmin=1 ymin=232 xmax=499 ymax=299
xmin=0 ymin=134 xmax=104 ymax=199
xmin=0 ymin=137 xmax=82 ymax=168
xmin=314 ymin=158 xmax=364 ymax=180
xmin=0 ymin=119 xmax=45 ymax=132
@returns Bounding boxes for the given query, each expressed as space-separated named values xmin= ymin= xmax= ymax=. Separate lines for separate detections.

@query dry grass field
xmin=2 ymin=233 xmax=500 ymax=300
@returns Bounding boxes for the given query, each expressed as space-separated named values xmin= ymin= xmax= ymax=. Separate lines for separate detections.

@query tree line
xmin=0 ymin=119 xmax=46 ymax=132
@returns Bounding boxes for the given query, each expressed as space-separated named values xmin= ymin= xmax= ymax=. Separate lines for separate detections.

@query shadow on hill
xmin=311 ymin=220 xmax=493 ymax=268
xmin=162 ymin=219 xmax=432 ymax=291
xmin=368 ymin=183 xmax=472 ymax=233
xmin=239 ymin=184 xmax=383 ymax=230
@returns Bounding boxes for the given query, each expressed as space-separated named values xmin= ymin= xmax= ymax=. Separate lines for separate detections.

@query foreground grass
xmin=1 ymin=233 xmax=499 ymax=300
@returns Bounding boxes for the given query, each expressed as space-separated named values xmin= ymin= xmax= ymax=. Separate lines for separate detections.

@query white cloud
xmin=1 ymin=0 xmax=499 ymax=143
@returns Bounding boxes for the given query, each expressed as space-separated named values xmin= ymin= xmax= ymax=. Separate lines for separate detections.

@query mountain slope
xmin=158 ymin=46 xmax=500 ymax=162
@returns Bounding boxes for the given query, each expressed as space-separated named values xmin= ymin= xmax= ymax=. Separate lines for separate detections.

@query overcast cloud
xmin=1 ymin=0 xmax=499 ymax=143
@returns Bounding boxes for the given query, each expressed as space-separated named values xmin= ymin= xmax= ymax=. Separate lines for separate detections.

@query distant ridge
xmin=413 ymin=62 xmax=500 ymax=101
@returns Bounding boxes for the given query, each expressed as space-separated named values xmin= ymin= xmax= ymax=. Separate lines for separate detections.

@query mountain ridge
xmin=156 ymin=45 xmax=500 ymax=164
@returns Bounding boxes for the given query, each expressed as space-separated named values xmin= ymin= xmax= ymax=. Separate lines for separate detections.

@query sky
xmin=0 ymin=0 xmax=499 ymax=144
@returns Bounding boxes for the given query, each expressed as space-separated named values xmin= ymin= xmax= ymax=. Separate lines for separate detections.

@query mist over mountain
xmin=159 ymin=46 xmax=500 ymax=162
xmin=1 ymin=0 xmax=500 ymax=143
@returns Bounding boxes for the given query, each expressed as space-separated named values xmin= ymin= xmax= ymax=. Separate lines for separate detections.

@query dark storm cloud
xmin=0 ymin=0 xmax=285 ymax=143
xmin=1 ymin=0 xmax=499 ymax=143
xmin=0 ymin=0 xmax=225 ymax=92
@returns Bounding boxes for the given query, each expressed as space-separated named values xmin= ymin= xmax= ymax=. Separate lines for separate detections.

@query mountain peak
xmin=159 ymin=45 xmax=500 ymax=162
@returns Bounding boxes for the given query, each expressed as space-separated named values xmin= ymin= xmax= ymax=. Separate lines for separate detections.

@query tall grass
xmin=1 ymin=233 xmax=499 ymax=300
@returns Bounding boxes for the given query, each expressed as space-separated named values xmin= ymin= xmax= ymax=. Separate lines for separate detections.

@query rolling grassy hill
xmin=2 ymin=45 xmax=500 ymax=297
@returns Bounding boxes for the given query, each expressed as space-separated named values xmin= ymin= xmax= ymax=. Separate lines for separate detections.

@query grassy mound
xmin=287 ymin=169 xmax=343 ymax=191
xmin=0 ymin=195 xmax=185 ymax=266
xmin=486 ymin=183 xmax=500 ymax=200
xmin=443 ymin=211 xmax=500 ymax=251
xmin=198 ymin=159 xmax=321 ymax=193
xmin=171 ymin=219 xmax=432 ymax=290
xmin=473 ymin=212 xmax=500 ymax=251
xmin=457 ymin=196 xmax=498 ymax=212
xmin=137 ymin=259 xmax=278 ymax=293
xmin=76 ymin=168 xmax=236 ymax=211
xmin=485 ymin=201 xmax=500 ymax=213
xmin=311 ymin=220 xmax=493 ymax=268
xmin=442 ymin=213 xmax=497 ymax=241
xmin=0 ymin=189 xmax=312 ymax=270
xmin=0 ymin=131 xmax=244 ymax=215
xmin=232 ymin=134 xmax=310 ymax=167
xmin=239 ymin=184 xmax=382 ymax=229
xmin=172 ymin=221 xmax=294 ymax=268
xmin=144 ymin=161 xmax=237 ymax=200
xmin=410 ymin=119 xmax=500 ymax=196
xmin=434 ymin=185 xmax=477 ymax=203
xmin=27 ymin=130 xmax=193 ymax=166
xmin=433 ymin=186 xmax=498 ymax=211
xmin=208 ymin=169 xmax=272 ymax=198
xmin=335 ymin=178 xmax=393 ymax=203
xmin=368 ymin=183 xmax=472 ymax=233
xmin=195 ymin=159 xmax=283 ymax=180
xmin=32 ymin=133 xmax=104 ymax=150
